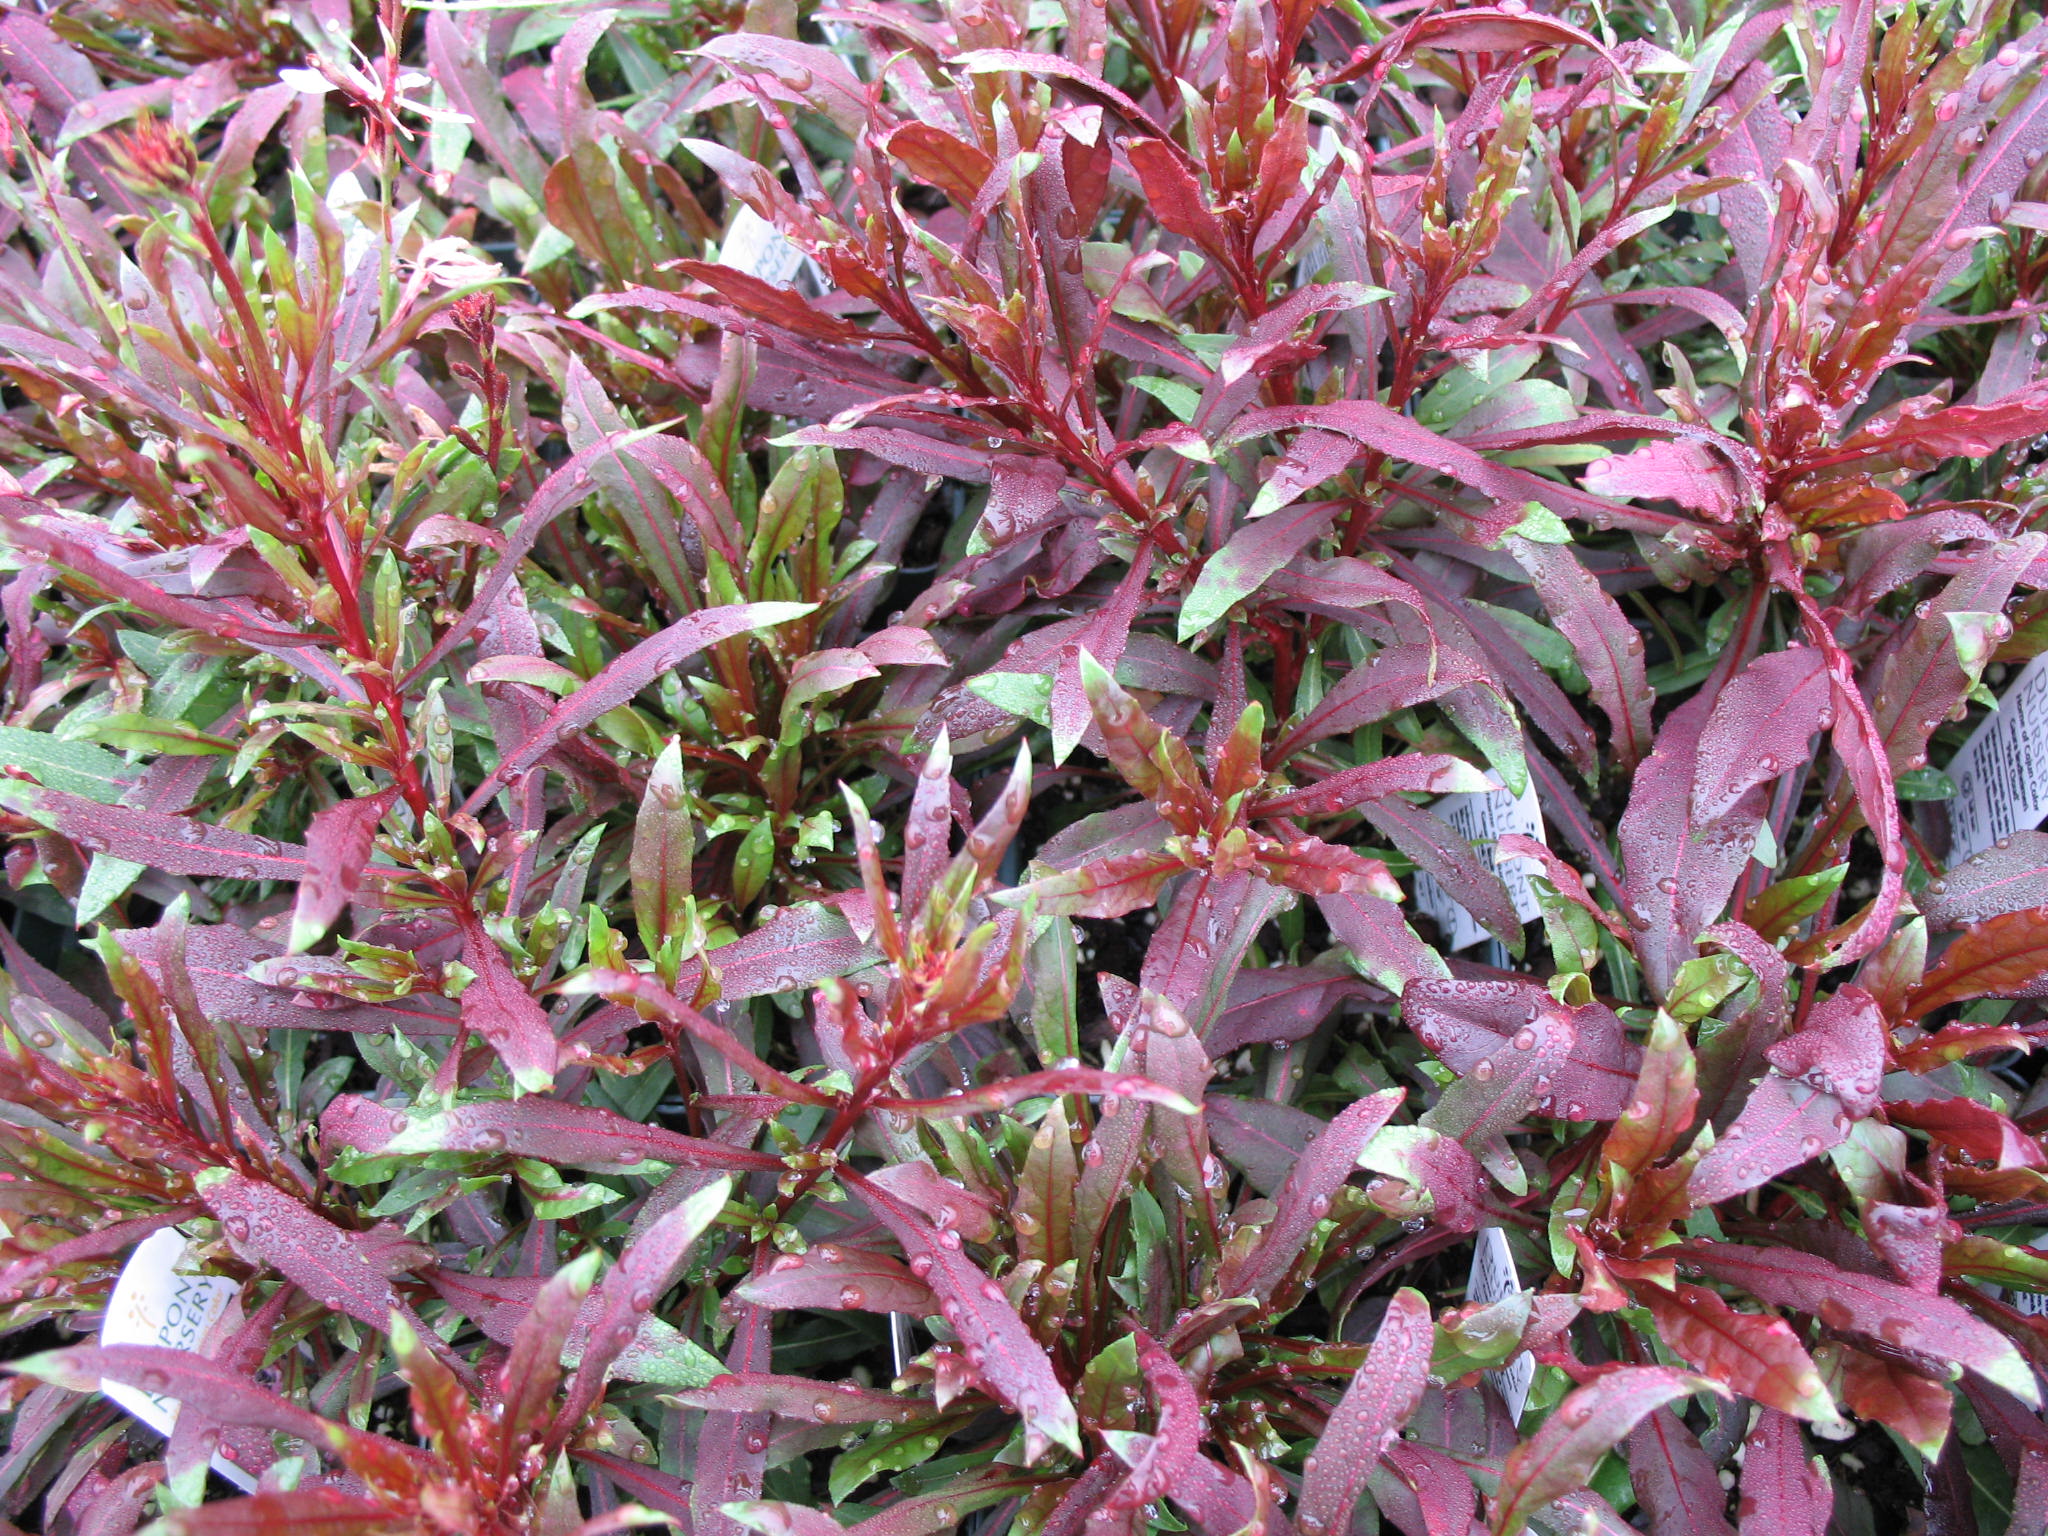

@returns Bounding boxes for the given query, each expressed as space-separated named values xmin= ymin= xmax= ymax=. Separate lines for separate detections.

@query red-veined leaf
xmin=1297 ymin=1287 xmax=1434 ymax=1536
xmin=1492 ymin=1368 xmax=1723 ymax=1536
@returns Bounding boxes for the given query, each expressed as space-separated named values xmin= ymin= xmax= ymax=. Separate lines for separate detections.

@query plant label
xmin=721 ymin=206 xmax=823 ymax=294
xmin=103 ymin=1228 xmax=257 ymax=1491
xmin=1947 ymin=651 xmax=2048 ymax=859
xmin=1414 ymin=781 xmax=1546 ymax=952
xmin=1468 ymin=1225 xmax=1533 ymax=1422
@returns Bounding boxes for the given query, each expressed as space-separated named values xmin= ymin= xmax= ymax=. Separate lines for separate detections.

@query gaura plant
xmin=2 ymin=0 xmax=2048 ymax=1531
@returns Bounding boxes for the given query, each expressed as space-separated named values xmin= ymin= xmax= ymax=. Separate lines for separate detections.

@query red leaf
xmin=149 ymin=1489 xmax=398 ymax=1535
xmin=1628 ymin=1407 xmax=1735 ymax=1536
xmin=456 ymin=910 xmax=559 ymax=1093
xmin=1273 ymin=647 xmax=1490 ymax=760
xmin=1908 ymin=907 xmax=2048 ymax=1016
xmin=1737 ymin=1410 xmax=1832 ymax=1536
xmin=670 ymin=1372 xmax=926 ymax=1423
xmin=1883 ymin=1098 xmax=2044 ymax=1169
xmin=1617 ymin=690 xmax=1769 ymax=996
xmin=1822 ymin=1343 xmax=1952 ymax=1459
xmin=1216 ymin=1089 xmax=1404 ymax=1303
xmin=1255 ymin=754 xmax=1496 ymax=819
xmin=1125 ymin=139 xmax=1232 ymax=264
xmin=460 ymin=601 xmax=812 ymax=812
xmin=1680 ymin=1241 xmax=2037 ymax=1402
xmin=1493 ymin=1368 xmax=1722 ymax=1536
xmin=1406 ymin=979 xmax=1641 ymax=1121
xmin=1924 ymin=832 xmax=2048 ymax=929
xmin=321 ymin=1093 xmax=781 ymax=1173
xmin=1636 ymin=1284 xmax=1837 ymax=1423
xmin=0 ymin=784 xmax=309 ymax=882
xmin=1764 ymin=984 xmax=1885 ymax=1116
xmin=733 ymin=1243 xmax=939 ymax=1316
xmin=289 ymin=791 xmax=394 ymax=952
xmin=1602 ymin=1010 xmax=1697 ymax=1178
xmin=198 ymin=1172 xmax=421 ymax=1335
xmin=870 ymin=1067 xmax=1198 ymax=1119
xmin=1693 ymin=649 xmax=1831 ymax=821
xmin=845 ymin=1169 xmax=1081 ymax=1462
xmin=1297 ymin=1287 xmax=1434 ymax=1535
xmin=1686 ymin=1074 xmax=1850 ymax=1207
xmin=1106 ymin=1331 xmax=1202 ymax=1510
xmin=1507 ymin=536 xmax=1653 ymax=773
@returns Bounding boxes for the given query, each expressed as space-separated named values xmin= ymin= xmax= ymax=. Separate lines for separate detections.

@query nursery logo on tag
xmin=1413 ymin=781 xmax=1546 ymax=952
xmin=1947 ymin=650 xmax=2048 ymax=859
xmin=104 ymin=1229 xmax=256 ymax=1492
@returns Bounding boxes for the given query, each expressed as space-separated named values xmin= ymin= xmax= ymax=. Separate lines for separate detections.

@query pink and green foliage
xmin=2 ymin=0 xmax=2048 ymax=1531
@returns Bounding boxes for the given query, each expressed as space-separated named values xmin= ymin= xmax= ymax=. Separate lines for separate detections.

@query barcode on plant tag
xmin=1946 ymin=650 xmax=2048 ymax=859
xmin=104 ymin=1228 xmax=257 ymax=1491
xmin=720 ymin=205 xmax=823 ymax=294
xmin=1468 ymin=1226 xmax=1533 ymax=1423
xmin=1413 ymin=780 xmax=1546 ymax=953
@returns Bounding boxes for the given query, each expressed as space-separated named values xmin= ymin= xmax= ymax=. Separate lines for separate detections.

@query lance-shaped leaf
xmin=1317 ymin=890 xmax=1452 ymax=995
xmin=1297 ymin=1287 xmax=1433 ymax=1536
xmin=671 ymin=1373 xmax=928 ymax=1424
xmin=320 ymin=1094 xmax=782 ymax=1175
xmin=4 ymin=1343 xmax=421 ymax=1478
xmin=289 ymin=791 xmax=394 ymax=953
xmin=1493 ymin=1368 xmax=1723 ymax=1536
xmin=0 ymin=783 xmax=310 ymax=882
xmin=1255 ymin=754 xmax=1497 ymax=820
xmin=734 ymin=1243 xmax=941 ymax=1317
xmin=1685 ymin=1075 xmax=1850 ymax=1208
xmin=845 ymin=1169 xmax=1081 ymax=1461
xmin=147 ymin=1489 xmax=398 ymax=1534
xmin=1923 ymin=833 xmax=2048 ymax=929
xmin=1179 ymin=499 xmax=1341 ymax=640
xmin=1617 ymin=691 xmax=1770 ymax=997
xmin=1406 ymin=980 xmax=1640 ymax=1121
xmin=1886 ymin=1098 xmax=2045 ymax=1169
xmin=456 ymin=910 xmax=558 ymax=1093
xmin=1637 ymin=1284 xmax=1839 ymax=1424
xmin=1908 ymin=908 xmax=2048 ymax=1016
xmin=462 ymin=602 xmax=812 ymax=812
xmin=1679 ymin=1242 xmax=2038 ymax=1402
xmin=1693 ymin=647 xmax=1831 ymax=821
xmin=1818 ymin=1343 xmax=1952 ymax=1461
xmin=1738 ymin=1410 xmax=1832 ymax=1536
xmin=1628 ymin=1407 xmax=1736 ymax=1536
xmin=1359 ymin=797 xmax=1524 ymax=951
xmin=494 ymin=1252 xmax=597 ymax=1461
xmin=1422 ymin=1004 xmax=1578 ymax=1194
xmin=425 ymin=1268 xmax=719 ymax=1388
xmin=1016 ymin=850 xmax=1184 ymax=919
xmin=1505 ymin=535 xmax=1652 ymax=773
xmin=868 ymin=1067 xmax=1198 ymax=1120
xmin=1274 ymin=647 xmax=1491 ymax=760
xmin=558 ymin=1178 xmax=730 ymax=1434
xmin=1602 ymin=1010 xmax=1697 ymax=1178
xmin=1104 ymin=1331 xmax=1202 ymax=1510
xmin=196 ymin=1170 xmax=422 ymax=1335
xmin=1763 ymin=984 xmax=1884 ymax=1116
xmin=562 ymin=968 xmax=833 ymax=1104
xmin=1216 ymin=1089 xmax=1403 ymax=1302
xmin=631 ymin=739 xmax=695 ymax=954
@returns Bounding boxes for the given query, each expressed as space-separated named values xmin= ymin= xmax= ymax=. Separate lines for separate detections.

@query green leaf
xmin=0 ymin=726 xmax=132 ymax=803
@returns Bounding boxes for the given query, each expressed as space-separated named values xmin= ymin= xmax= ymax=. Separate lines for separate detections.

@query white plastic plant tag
xmin=1468 ymin=1226 xmax=1534 ymax=1422
xmin=1413 ymin=780 xmax=1546 ymax=952
xmin=103 ymin=1229 xmax=257 ymax=1492
xmin=1946 ymin=650 xmax=2048 ymax=859
xmin=719 ymin=205 xmax=824 ymax=294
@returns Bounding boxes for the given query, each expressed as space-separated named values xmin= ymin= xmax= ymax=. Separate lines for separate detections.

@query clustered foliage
xmin=1 ymin=0 xmax=2047 ymax=1531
